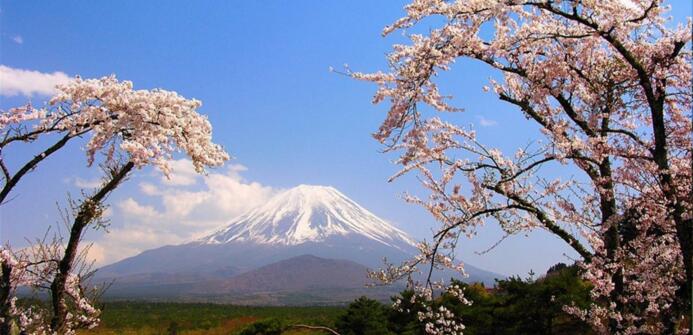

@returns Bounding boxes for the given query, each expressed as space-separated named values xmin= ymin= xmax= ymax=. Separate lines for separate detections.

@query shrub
xmin=335 ymin=296 xmax=393 ymax=335
xmin=239 ymin=318 xmax=285 ymax=335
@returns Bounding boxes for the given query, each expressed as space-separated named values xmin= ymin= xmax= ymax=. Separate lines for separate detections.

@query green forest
xmin=79 ymin=263 xmax=592 ymax=335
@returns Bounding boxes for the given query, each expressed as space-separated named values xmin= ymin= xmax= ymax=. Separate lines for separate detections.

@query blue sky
xmin=1 ymin=1 xmax=691 ymax=276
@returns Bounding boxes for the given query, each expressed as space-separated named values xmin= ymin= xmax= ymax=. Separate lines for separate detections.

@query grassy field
xmin=78 ymin=301 xmax=344 ymax=335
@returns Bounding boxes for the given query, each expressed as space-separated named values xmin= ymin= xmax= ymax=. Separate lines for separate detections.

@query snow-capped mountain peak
xmin=199 ymin=184 xmax=416 ymax=250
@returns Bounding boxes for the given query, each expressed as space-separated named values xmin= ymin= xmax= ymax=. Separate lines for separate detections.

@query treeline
xmin=241 ymin=263 xmax=593 ymax=335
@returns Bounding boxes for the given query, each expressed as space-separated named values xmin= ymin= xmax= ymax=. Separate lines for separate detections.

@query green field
xmin=79 ymin=301 xmax=344 ymax=335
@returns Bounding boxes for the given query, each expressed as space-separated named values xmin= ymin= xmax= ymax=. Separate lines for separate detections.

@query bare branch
xmin=288 ymin=324 xmax=341 ymax=335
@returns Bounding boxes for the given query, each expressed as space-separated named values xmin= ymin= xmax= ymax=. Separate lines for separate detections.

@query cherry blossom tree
xmin=0 ymin=76 xmax=229 ymax=334
xmin=2 ymin=229 xmax=104 ymax=334
xmin=355 ymin=1 xmax=691 ymax=334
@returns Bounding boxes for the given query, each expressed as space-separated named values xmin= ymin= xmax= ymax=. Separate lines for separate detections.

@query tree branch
xmin=489 ymin=185 xmax=592 ymax=261
xmin=0 ymin=134 xmax=73 ymax=205
xmin=50 ymin=161 xmax=134 ymax=332
xmin=288 ymin=324 xmax=341 ymax=335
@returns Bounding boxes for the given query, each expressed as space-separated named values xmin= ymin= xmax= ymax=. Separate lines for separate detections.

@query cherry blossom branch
xmin=50 ymin=161 xmax=134 ymax=332
xmin=0 ymin=133 xmax=79 ymax=205
xmin=490 ymin=185 xmax=592 ymax=260
xmin=0 ymin=157 xmax=9 ymax=183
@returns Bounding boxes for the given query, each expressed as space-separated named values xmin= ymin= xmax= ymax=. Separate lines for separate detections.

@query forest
xmin=70 ymin=263 xmax=590 ymax=335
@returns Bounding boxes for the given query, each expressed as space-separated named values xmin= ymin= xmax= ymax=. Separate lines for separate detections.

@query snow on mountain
xmin=198 ymin=184 xmax=417 ymax=250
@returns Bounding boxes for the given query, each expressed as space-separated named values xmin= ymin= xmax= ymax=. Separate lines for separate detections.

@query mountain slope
xmin=97 ymin=185 xmax=502 ymax=302
xmin=96 ymin=234 xmax=416 ymax=279
xmin=103 ymin=255 xmax=404 ymax=305
xmin=199 ymin=185 xmax=416 ymax=250
xmin=198 ymin=254 xmax=371 ymax=293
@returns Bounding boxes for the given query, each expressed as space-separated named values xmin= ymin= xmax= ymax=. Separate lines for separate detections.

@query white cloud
xmin=88 ymin=228 xmax=183 ymax=266
xmin=160 ymin=159 xmax=200 ymax=186
xmin=81 ymin=242 xmax=106 ymax=266
xmin=93 ymin=161 xmax=275 ymax=265
xmin=139 ymin=182 xmax=160 ymax=196
xmin=477 ymin=116 xmax=498 ymax=127
xmin=0 ymin=65 xmax=72 ymax=97
xmin=118 ymin=198 xmax=163 ymax=223
xmin=64 ymin=176 xmax=102 ymax=189
xmin=12 ymin=36 xmax=23 ymax=44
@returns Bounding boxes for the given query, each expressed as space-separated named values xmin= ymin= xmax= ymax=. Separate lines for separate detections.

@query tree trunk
xmin=673 ymin=216 xmax=692 ymax=335
xmin=0 ymin=262 xmax=12 ymax=335
xmin=598 ymin=157 xmax=626 ymax=333
xmin=649 ymin=95 xmax=691 ymax=334
xmin=49 ymin=162 xmax=133 ymax=333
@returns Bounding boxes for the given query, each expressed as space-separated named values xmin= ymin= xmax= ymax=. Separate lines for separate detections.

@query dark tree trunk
xmin=649 ymin=93 xmax=691 ymax=334
xmin=49 ymin=162 xmax=133 ymax=333
xmin=0 ymin=262 xmax=12 ymax=335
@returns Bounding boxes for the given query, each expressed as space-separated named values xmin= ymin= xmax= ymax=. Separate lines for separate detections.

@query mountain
xmin=97 ymin=185 xmax=502 ymax=303
xmin=200 ymin=254 xmax=372 ymax=292
xmin=199 ymin=185 xmax=416 ymax=251
xmin=184 ymin=255 xmax=404 ymax=305
xmin=102 ymin=255 xmax=403 ymax=305
xmin=98 ymin=185 xmax=419 ymax=278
